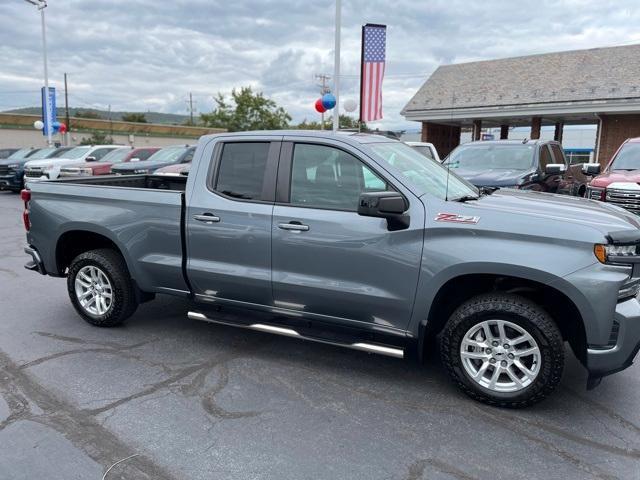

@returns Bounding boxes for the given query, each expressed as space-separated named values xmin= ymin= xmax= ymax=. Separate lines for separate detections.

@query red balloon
xmin=315 ymin=98 xmax=326 ymax=113
xmin=58 ymin=122 xmax=67 ymax=134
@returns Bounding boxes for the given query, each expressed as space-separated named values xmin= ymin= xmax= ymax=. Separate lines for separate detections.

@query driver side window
xmin=290 ymin=143 xmax=388 ymax=211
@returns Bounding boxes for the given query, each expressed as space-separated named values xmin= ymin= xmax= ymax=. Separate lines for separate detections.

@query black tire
xmin=67 ymin=248 xmax=138 ymax=327
xmin=440 ymin=293 xmax=564 ymax=408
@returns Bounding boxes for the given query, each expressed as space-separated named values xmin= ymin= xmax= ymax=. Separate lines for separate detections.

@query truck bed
xmin=26 ymin=174 xmax=189 ymax=294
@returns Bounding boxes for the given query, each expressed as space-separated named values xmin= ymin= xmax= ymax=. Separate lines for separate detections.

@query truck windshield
xmin=99 ymin=148 xmax=130 ymax=163
xmin=23 ymin=147 xmax=58 ymax=160
xmin=444 ymin=144 xmax=535 ymax=171
xmin=368 ymin=142 xmax=478 ymax=200
xmin=62 ymin=146 xmax=92 ymax=159
xmin=610 ymin=143 xmax=640 ymax=170
xmin=145 ymin=147 xmax=186 ymax=163
xmin=6 ymin=148 xmax=35 ymax=160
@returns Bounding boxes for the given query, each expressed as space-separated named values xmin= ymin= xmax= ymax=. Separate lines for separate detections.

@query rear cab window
xmin=212 ymin=142 xmax=271 ymax=201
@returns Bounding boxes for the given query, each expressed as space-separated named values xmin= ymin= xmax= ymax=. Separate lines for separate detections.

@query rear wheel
xmin=67 ymin=249 xmax=138 ymax=327
xmin=440 ymin=293 xmax=564 ymax=408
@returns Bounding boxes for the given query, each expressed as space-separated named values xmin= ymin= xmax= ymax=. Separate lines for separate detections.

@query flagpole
xmin=332 ymin=0 xmax=341 ymax=132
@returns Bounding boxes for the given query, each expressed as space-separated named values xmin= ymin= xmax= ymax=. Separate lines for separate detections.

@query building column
xmin=500 ymin=124 xmax=509 ymax=140
xmin=554 ymin=121 xmax=564 ymax=143
xmin=472 ymin=120 xmax=482 ymax=141
xmin=422 ymin=121 xmax=461 ymax=158
xmin=530 ymin=117 xmax=542 ymax=140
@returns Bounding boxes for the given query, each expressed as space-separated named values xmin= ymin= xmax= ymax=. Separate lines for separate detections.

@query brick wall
xmin=597 ymin=114 xmax=640 ymax=165
xmin=421 ymin=122 xmax=461 ymax=158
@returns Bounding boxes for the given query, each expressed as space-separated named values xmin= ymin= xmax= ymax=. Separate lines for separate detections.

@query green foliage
xmin=79 ymin=132 xmax=113 ymax=145
xmin=200 ymin=87 xmax=291 ymax=131
xmin=294 ymin=115 xmax=368 ymax=131
xmin=74 ymin=110 xmax=102 ymax=119
xmin=121 ymin=112 xmax=147 ymax=123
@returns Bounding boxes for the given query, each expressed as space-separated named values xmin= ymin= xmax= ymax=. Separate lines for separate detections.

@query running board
xmin=187 ymin=311 xmax=404 ymax=359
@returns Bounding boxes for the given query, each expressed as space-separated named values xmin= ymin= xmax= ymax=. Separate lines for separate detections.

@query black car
xmin=0 ymin=146 xmax=75 ymax=192
xmin=443 ymin=139 xmax=589 ymax=196
xmin=111 ymin=145 xmax=195 ymax=175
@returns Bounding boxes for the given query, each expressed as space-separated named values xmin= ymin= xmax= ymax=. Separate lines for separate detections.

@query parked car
xmin=405 ymin=141 xmax=441 ymax=162
xmin=0 ymin=148 xmax=19 ymax=159
xmin=24 ymin=145 xmax=124 ymax=182
xmin=443 ymin=139 xmax=590 ymax=196
xmin=22 ymin=131 xmax=640 ymax=408
xmin=0 ymin=147 xmax=51 ymax=192
xmin=111 ymin=145 xmax=195 ymax=175
xmin=154 ymin=162 xmax=191 ymax=176
xmin=59 ymin=147 xmax=161 ymax=177
xmin=586 ymin=137 xmax=640 ymax=214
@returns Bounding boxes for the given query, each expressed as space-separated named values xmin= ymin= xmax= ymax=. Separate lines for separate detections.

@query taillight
xmin=21 ymin=188 xmax=31 ymax=231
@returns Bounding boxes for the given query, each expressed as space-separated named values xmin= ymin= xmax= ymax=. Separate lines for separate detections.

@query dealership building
xmin=402 ymin=43 xmax=640 ymax=164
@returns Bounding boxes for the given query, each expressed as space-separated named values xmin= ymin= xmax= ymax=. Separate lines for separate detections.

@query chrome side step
xmin=187 ymin=311 xmax=404 ymax=359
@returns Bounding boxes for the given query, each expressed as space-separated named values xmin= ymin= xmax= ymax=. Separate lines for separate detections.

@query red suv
xmin=586 ymin=138 xmax=640 ymax=213
xmin=59 ymin=147 xmax=160 ymax=177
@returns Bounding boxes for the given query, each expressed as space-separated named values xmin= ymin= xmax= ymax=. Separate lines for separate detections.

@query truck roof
xmin=462 ymin=139 xmax=559 ymax=147
xmin=199 ymin=130 xmax=397 ymax=146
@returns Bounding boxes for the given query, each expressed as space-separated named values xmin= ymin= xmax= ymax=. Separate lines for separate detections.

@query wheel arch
xmin=417 ymin=269 xmax=588 ymax=366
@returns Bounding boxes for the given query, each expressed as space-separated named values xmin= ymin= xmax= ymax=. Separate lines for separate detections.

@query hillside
xmin=3 ymin=107 xmax=194 ymax=125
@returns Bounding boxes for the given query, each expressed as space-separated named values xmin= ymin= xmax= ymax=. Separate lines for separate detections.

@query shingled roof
xmin=402 ymin=44 xmax=640 ymax=117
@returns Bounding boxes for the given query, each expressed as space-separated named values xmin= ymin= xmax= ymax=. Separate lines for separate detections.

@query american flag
xmin=360 ymin=24 xmax=386 ymax=122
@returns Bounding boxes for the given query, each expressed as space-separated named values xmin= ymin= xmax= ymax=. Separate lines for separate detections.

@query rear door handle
xmin=193 ymin=213 xmax=220 ymax=224
xmin=278 ymin=222 xmax=309 ymax=232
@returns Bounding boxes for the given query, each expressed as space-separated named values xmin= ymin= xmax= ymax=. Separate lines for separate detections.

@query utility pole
xmin=186 ymin=93 xmax=196 ymax=125
xmin=108 ymin=104 xmax=113 ymax=139
xmin=315 ymin=74 xmax=331 ymax=130
xmin=332 ymin=0 xmax=341 ymax=132
xmin=64 ymin=72 xmax=70 ymax=145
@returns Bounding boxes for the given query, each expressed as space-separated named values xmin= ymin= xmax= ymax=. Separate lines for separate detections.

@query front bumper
xmin=0 ymin=172 xmax=23 ymax=190
xmin=586 ymin=295 xmax=640 ymax=378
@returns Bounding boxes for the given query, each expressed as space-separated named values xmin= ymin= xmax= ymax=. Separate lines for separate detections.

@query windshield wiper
xmin=451 ymin=195 xmax=480 ymax=202
xmin=221 ymin=190 xmax=252 ymax=199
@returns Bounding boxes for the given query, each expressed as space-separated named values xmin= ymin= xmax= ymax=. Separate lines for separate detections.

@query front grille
xmin=24 ymin=168 xmax=44 ymax=178
xmin=0 ymin=165 xmax=8 ymax=176
xmin=606 ymin=188 xmax=640 ymax=213
xmin=587 ymin=187 xmax=604 ymax=200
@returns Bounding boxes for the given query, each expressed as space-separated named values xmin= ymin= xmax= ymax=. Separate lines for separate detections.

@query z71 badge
xmin=435 ymin=213 xmax=480 ymax=224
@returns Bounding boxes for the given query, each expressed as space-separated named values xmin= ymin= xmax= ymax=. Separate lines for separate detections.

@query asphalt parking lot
xmin=0 ymin=190 xmax=639 ymax=480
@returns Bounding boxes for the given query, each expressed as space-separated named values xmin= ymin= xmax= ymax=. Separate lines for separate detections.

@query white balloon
xmin=33 ymin=120 xmax=44 ymax=130
xmin=343 ymin=99 xmax=357 ymax=113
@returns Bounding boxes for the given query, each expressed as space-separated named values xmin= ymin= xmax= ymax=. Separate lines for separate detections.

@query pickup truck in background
xmin=59 ymin=147 xmax=161 ymax=177
xmin=0 ymin=146 xmax=74 ymax=192
xmin=111 ymin=145 xmax=195 ymax=175
xmin=405 ymin=141 xmax=441 ymax=162
xmin=444 ymin=139 xmax=591 ymax=196
xmin=22 ymin=131 xmax=640 ymax=408
xmin=586 ymin=137 xmax=640 ymax=214
xmin=24 ymin=145 xmax=124 ymax=182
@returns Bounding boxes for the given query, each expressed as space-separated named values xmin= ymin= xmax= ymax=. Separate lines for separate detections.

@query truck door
xmin=186 ymin=138 xmax=280 ymax=305
xmin=270 ymin=138 xmax=424 ymax=333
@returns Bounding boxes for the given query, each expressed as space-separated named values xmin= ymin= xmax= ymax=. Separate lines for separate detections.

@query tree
xmin=74 ymin=110 xmax=102 ymax=119
xmin=79 ymin=132 xmax=113 ymax=145
xmin=294 ymin=115 xmax=367 ymax=131
xmin=121 ymin=112 xmax=147 ymax=123
xmin=200 ymin=87 xmax=291 ymax=131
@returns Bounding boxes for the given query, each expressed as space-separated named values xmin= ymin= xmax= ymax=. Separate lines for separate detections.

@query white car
xmin=24 ymin=145 xmax=125 ymax=182
xmin=405 ymin=141 xmax=441 ymax=162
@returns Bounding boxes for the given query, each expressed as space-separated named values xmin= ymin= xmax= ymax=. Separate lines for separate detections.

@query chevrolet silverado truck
xmin=21 ymin=131 xmax=640 ymax=408
xmin=586 ymin=137 xmax=640 ymax=213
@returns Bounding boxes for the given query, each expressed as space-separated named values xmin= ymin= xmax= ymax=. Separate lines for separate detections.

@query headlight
xmin=594 ymin=244 xmax=638 ymax=263
xmin=134 ymin=169 xmax=148 ymax=174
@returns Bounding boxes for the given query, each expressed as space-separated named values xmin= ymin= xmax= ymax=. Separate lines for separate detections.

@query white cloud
xmin=1 ymin=0 xmax=639 ymax=130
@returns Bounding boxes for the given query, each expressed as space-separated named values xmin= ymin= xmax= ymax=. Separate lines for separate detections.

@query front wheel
xmin=67 ymin=248 xmax=138 ymax=327
xmin=440 ymin=293 xmax=564 ymax=408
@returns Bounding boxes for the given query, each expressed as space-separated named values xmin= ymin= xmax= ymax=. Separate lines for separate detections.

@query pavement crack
xmin=405 ymin=458 xmax=478 ymax=480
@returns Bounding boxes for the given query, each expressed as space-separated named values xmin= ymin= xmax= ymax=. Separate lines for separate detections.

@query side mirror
xmin=358 ymin=191 xmax=409 ymax=231
xmin=85 ymin=156 xmax=97 ymax=162
xmin=582 ymin=163 xmax=601 ymax=175
xmin=544 ymin=163 xmax=567 ymax=175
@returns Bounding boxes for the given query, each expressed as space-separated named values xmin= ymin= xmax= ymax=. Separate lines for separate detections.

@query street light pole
xmin=332 ymin=0 xmax=341 ymax=132
xmin=25 ymin=0 xmax=52 ymax=146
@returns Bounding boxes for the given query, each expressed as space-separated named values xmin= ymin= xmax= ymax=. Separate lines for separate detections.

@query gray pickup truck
xmin=22 ymin=131 xmax=640 ymax=407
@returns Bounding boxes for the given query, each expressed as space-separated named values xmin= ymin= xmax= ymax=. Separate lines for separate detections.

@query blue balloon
xmin=51 ymin=121 xmax=61 ymax=132
xmin=321 ymin=93 xmax=336 ymax=110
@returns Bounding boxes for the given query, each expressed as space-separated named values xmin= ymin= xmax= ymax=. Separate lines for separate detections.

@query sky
xmin=1 ymin=0 xmax=639 ymax=131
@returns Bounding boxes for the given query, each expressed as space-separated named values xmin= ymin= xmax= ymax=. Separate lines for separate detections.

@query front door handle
xmin=194 ymin=213 xmax=220 ymax=224
xmin=278 ymin=222 xmax=309 ymax=232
